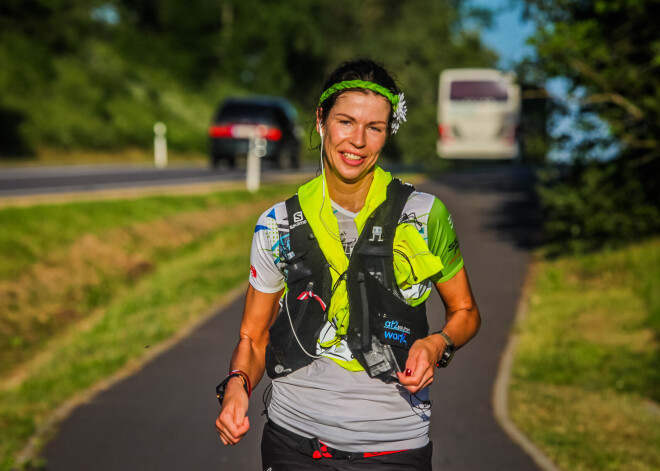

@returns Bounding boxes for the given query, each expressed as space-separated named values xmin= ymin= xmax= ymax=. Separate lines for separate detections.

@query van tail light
xmin=438 ymin=124 xmax=452 ymax=142
xmin=505 ymin=124 xmax=519 ymax=145
xmin=209 ymin=125 xmax=233 ymax=138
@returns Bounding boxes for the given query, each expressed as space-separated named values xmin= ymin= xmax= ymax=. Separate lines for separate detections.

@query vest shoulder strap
xmin=284 ymin=194 xmax=313 ymax=261
xmin=355 ymin=178 xmax=415 ymax=254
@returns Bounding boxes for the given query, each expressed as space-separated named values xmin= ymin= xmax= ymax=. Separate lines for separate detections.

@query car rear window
xmin=215 ymin=103 xmax=279 ymax=124
xmin=450 ymin=80 xmax=508 ymax=101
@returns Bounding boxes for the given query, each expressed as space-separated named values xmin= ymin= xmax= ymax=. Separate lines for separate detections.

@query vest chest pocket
xmin=355 ymin=244 xmax=395 ymax=292
xmin=373 ymin=280 xmax=427 ymax=355
xmin=347 ymin=266 xmax=428 ymax=380
xmin=284 ymin=259 xmax=314 ymax=285
xmin=265 ymin=260 xmax=330 ymax=379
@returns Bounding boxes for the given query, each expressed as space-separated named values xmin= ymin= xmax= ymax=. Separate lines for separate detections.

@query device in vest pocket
xmin=362 ymin=335 xmax=400 ymax=381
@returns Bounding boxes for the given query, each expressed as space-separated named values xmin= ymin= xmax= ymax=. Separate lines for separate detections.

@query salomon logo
xmin=290 ymin=211 xmax=308 ymax=229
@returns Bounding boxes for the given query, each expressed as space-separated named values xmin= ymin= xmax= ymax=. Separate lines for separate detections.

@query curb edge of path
xmin=14 ymin=283 xmax=248 ymax=469
xmin=492 ymin=263 xmax=563 ymax=471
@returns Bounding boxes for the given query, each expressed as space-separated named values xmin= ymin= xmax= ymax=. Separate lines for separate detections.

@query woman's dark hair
xmin=317 ymin=59 xmax=400 ymax=136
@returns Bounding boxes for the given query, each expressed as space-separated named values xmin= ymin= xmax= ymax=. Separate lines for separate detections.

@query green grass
xmin=0 ymin=186 xmax=289 ymax=279
xmin=510 ymin=237 xmax=660 ymax=471
xmin=0 ymin=184 xmax=304 ymax=375
xmin=0 ymin=183 xmax=299 ymax=470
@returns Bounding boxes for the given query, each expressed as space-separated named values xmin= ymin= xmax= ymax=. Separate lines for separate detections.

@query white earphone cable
xmin=285 ymin=292 xmax=324 ymax=359
xmin=318 ymin=125 xmax=342 ymax=241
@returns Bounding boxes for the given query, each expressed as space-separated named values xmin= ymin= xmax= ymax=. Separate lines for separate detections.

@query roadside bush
xmin=0 ymin=36 xmax=227 ymax=155
xmin=538 ymin=161 xmax=660 ymax=255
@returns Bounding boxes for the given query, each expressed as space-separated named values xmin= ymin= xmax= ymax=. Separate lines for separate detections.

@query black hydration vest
xmin=265 ymin=179 xmax=430 ymax=383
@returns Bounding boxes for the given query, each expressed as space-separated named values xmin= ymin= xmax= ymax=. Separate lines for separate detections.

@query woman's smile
xmin=340 ymin=151 xmax=366 ymax=166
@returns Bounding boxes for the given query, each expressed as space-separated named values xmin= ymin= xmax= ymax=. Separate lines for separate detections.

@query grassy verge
xmin=509 ymin=237 xmax=660 ymax=471
xmin=0 ymin=183 xmax=299 ymax=470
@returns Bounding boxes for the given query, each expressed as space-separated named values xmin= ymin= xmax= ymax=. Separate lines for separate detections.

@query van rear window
xmin=450 ymin=81 xmax=508 ymax=101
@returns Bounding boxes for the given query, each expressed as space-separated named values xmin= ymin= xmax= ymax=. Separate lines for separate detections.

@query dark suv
xmin=208 ymin=96 xmax=301 ymax=169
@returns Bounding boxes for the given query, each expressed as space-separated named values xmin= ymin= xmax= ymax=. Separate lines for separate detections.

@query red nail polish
xmin=405 ymin=369 xmax=412 ymax=376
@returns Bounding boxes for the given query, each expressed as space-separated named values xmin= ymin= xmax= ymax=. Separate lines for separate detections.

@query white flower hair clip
xmin=391 ymin=93 xmax=407 ymax=134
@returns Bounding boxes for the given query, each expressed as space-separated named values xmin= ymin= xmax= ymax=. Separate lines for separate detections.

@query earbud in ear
xmin=318 ymin=125 xmax=323 ymax=138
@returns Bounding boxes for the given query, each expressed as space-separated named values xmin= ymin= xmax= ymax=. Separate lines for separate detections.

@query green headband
xmin=318 ymin=80 xmax=400 ymax=110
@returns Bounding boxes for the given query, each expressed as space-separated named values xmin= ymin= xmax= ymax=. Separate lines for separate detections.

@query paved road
xmin=0 ymin=163 xmax=315 ymax=197
xmin=41 ymin=166 xmax=541 ymax=470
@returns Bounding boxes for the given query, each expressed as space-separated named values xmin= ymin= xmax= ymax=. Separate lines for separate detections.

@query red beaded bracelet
xmin=229 ymin=369 xmax=252 ymax=398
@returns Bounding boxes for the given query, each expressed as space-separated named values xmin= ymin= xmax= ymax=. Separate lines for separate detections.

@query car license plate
xmin=231 ymin=125 xmax=257 ymax=138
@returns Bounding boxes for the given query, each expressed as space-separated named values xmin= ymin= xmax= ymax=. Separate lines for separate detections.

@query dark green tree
xmin=519 ymin=0 xmax=660 ymax=252
xmin=0 ymin=0 xmax=500 ymax=159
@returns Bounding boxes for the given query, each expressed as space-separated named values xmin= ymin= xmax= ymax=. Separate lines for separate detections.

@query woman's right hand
xmin=215 ymin=377 xmax=251 ymax=445
xmin=215 ymin=286 xmax=283 ymax=445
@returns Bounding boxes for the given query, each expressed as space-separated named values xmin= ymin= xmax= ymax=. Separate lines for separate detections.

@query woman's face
xmin=320 ymin=90 xmax=390 ymax=184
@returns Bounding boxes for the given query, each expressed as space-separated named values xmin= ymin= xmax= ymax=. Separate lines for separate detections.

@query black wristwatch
xmin=433 ymin=331 xmax=456 ymax=368
xmin=216 ymin=370 xmax=250 ymax=405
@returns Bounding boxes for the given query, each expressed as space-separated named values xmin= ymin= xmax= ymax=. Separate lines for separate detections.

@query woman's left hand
xmin=396 ymin=336 xmax=443 ymax=393
xmin=397 ymin=267 xmax=482 ymax=394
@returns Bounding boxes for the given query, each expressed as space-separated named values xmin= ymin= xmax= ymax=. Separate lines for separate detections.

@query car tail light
xmin=209 ymin=124 xmax=282 ymax=141
xmin=262 ymin=127 xmax=282 ymax=141
xmin=209 ymin=125 xmax=233 ymax=138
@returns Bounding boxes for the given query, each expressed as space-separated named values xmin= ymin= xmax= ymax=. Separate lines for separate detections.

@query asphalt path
xmin=0 ymin=163 xmax=315 ymax=197
xmin=40 ymin=166 xmax=542 ymax=470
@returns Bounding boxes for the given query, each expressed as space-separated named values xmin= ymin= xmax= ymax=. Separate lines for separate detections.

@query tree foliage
xmin=538 ymin=162 xmax=660 ymax=255
xmin=522 ymin=0 xmax=660 ymax=165
xmin=0 ymin=0 xmax=498 ymax=160
xmin=519 ymin=0 xmax=660 ymax=253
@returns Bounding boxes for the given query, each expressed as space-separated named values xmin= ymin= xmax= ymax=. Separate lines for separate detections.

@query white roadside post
xmin=153 ymin=122 xmax=168 ymax=168
xmin=246 ymin=125 xmax=266 ymax=192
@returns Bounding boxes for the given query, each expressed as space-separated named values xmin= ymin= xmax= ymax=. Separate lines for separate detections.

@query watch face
xmin=216 ymin=379 xmax=228 ymax=404
xmin=438 ymin=345 xmax=455 ymax=368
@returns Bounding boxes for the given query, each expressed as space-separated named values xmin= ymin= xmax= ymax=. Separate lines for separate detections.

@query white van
xmin=437 ymin=68 xmax=521 ymax=159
